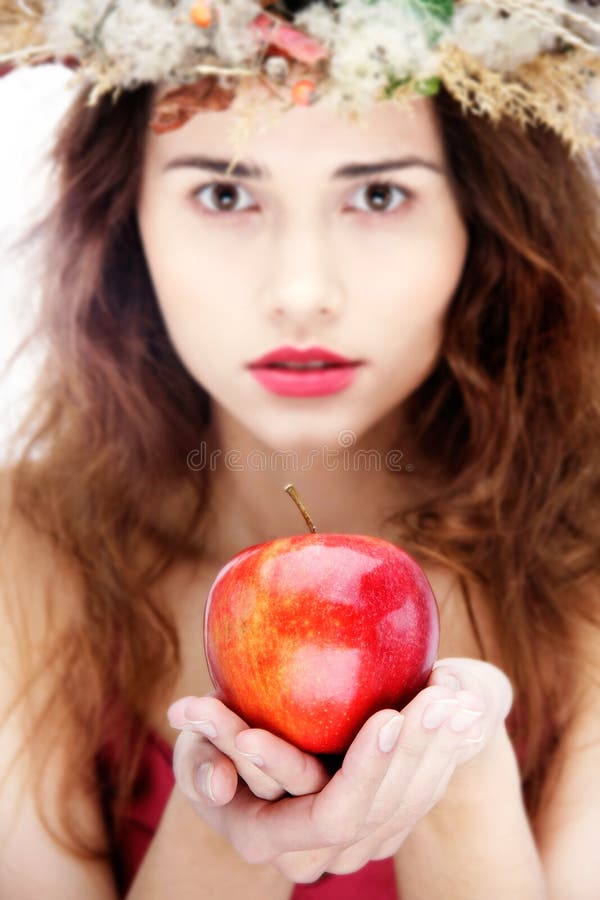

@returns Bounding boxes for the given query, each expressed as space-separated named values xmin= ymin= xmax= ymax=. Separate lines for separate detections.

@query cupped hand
xmin=167 ymin=687 xmax=330 ymax=804
xmin=166 ymin=658 xmax=513 ymax=883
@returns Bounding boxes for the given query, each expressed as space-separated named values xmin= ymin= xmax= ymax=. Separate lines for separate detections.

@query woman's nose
xmin=260 ymin=229 xmax=346 ymax=326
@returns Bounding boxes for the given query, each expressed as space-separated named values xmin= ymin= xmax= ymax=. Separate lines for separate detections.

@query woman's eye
xmin=191 ymin=180 xmax=411 ymax=216
xmin=193 ymin=182 xmax=256 ymax=214
xmin=350 ymin=182 xmax=411 ymax=214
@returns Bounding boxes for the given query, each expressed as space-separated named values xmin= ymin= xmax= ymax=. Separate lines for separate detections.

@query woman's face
xmin=137 ymin=87 xmax=468 ymax=451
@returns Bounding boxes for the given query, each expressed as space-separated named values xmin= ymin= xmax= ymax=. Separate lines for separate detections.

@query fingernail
xmin=441 ymin=673 xmax=461 ymax=692
xmin=449 ymin=708 xmax=483 ymax=733
xmin=236 ymin=750 xmax=265 ymax=767
xmin=183 ymin=719 xmax=218 ymax=738
xmin=196 ymin=762 xmax=216 ymax=801
xmin=167 ymin=703 xmax=186 ymax=728
xmin=422 ymin=698 xmax=459 ymax=730
xmin=378 ymin=714 xmax=405 ymax=753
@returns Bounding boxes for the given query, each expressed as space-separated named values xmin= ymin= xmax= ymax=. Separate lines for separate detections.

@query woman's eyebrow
xmin=162 ymin=154 xmax=446 ymax=179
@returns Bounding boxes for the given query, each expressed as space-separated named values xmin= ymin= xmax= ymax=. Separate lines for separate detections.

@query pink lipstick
xmin=247 ymin=345 xmax=364 ymax=397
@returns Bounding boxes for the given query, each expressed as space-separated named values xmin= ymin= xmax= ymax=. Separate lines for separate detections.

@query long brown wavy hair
xmin=1 ymin=75 xmax=599 ymax=867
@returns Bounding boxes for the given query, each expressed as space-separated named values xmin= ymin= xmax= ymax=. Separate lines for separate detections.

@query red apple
xmin=203 ymin=488 xmax=439 ymax=755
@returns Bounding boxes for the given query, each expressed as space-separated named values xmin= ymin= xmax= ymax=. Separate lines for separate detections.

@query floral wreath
xmin=1 ymin=0 xmax=600 ymax=154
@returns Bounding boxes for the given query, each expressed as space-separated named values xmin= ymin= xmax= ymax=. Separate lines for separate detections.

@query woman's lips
xmin=248 ymin=362 xmax=363 ymax=397
xmin=247 ymin=345 xmax=364 ymax=397
xmin=249 ymin=345 xmax=357 ymax=367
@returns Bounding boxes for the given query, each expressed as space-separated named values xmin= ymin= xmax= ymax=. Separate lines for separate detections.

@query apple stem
xmin=284 ymin=483 xmax=317 ymax=533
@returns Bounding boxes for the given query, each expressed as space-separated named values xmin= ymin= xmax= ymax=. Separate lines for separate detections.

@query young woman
xmin=1 ymin=8 xmax=599 ymax=900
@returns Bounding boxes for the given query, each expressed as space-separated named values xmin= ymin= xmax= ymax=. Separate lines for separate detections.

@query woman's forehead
xmin=147 ymin=87 xmax=444 ymax=171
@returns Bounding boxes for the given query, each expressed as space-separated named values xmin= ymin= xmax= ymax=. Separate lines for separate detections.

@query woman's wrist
xmin=128 ymin=787 xmax=295 ymax=899
xmin=392 ymin=725 xmax=547 ymax=900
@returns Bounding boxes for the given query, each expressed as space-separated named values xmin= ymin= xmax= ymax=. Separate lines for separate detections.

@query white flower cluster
xmin=212 ymin=0 xmax=264 ymax=65
xmin=449 ymin=0 xmax=566 ymax=72
xmin=449 ymin=0 xmax=600 ymax=72
xmin=42 ymin=0 xmax=263 ymax=88
xmin=296 ymin=0 xmax=445 ymax=111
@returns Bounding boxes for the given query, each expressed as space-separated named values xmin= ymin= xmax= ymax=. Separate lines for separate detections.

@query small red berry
xmin=291 ymin=78 xmax=317 ymax=106
xmin=190 ymin=1 xmax=214 ymax=28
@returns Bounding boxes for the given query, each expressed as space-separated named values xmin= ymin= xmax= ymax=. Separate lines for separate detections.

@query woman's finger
xmin=233 ymin=727 xmax=330 ymax=796
xmin=314 ymin=683 xmax=486 ymax=875
xmin=430 ymin=658 xmax=513 ymax=719
xmin=172 ymin=729 xmax=239 ymax=806
xmin=428 ymin=657 xmax=513 ymax=765
xmin=320 ymin=683 xmax=481 ymax=865
xmin=307 ymin=707 xmax=408 ymax=845
xmin=374 ymin=685 xmax=484 ymax=825
xmin=168 ymin=695 xmax=289 ymax=801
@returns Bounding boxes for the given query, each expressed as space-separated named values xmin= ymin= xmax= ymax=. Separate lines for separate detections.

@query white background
xmin=0 ymin=64 xmax=77 ymax=464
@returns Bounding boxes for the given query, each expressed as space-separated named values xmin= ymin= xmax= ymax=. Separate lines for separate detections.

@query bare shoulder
xmin=570 ymin=578 xmax=600 ymax=708
xmin=0 ymin=466 xmax=118 ymax=899
xmin=532 ymin=579 xmax=600 ymax=891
